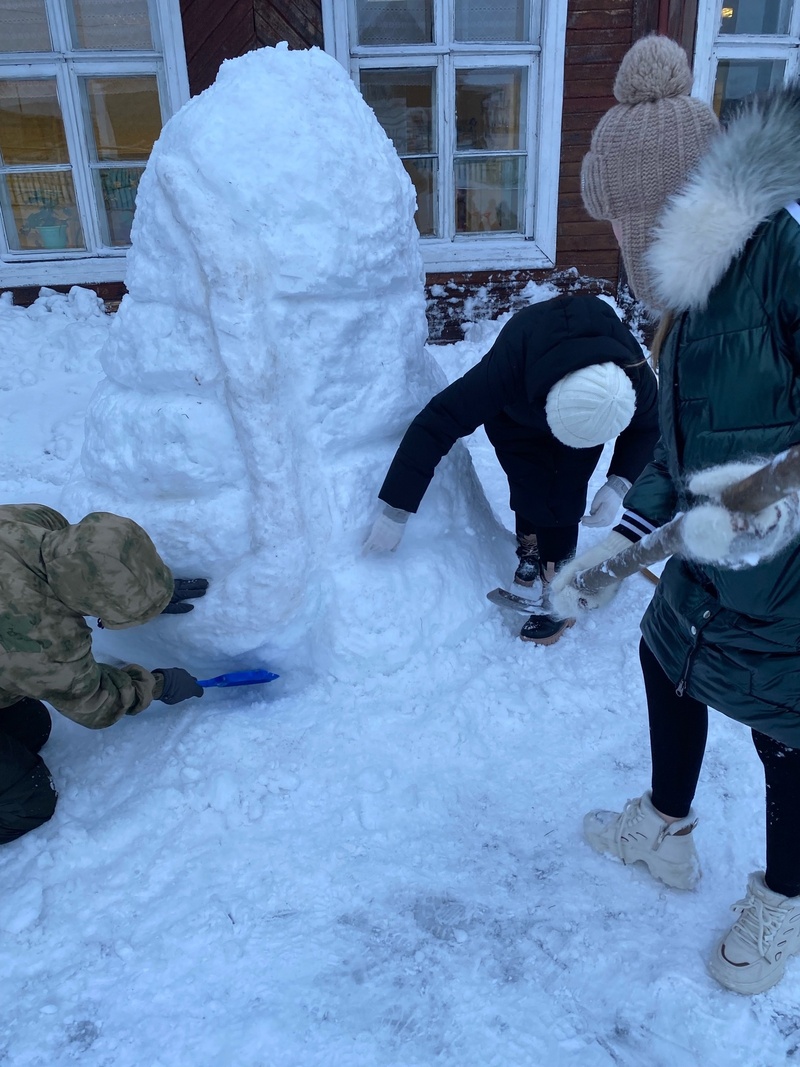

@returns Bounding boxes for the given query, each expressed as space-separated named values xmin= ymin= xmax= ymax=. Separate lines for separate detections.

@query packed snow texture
xmin=2 ymin=285 xmax=799 ymax=1066
xmin=64 ymin=44 xmax=507 ymax=681
xmin=2 ymin=41 xmax=799 ymax=1067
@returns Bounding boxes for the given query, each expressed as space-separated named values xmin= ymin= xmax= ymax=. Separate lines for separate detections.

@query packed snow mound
xmin=64 ymin=44 xmax=507 ymax=680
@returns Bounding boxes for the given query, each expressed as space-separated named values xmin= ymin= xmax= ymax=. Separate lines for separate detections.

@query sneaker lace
xmin=615 ymin=797 xmax=676 ymax=851
xmin=729 ymin=894 xmax=783 ymax=956
xmin=615 ymin=797 xmax=646 ymax=848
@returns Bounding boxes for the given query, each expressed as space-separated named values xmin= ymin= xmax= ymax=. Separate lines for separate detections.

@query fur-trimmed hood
xmin=648 ymin=84 xmax=800 ymax=312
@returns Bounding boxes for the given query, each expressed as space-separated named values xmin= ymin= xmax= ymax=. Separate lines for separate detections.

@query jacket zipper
xmin=676 ymin=624 xmax=703 ymax=697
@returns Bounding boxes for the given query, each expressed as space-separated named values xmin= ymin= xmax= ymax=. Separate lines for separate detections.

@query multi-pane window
xmin=695 ymin=0 xmax=800 ymax=121
xmin=0 ymin=0 xmax=188 ymax=283
xmin=323 ymin=0 xmax=567 ymax=271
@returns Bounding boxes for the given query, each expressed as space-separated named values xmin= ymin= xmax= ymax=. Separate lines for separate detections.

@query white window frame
xmin=0 ymin=0 xmax=189 ymax=288
xmin=322 ymin=0 xmax=567 ymax=272
xmin=693 ymin=0 xmax=800 ymax=106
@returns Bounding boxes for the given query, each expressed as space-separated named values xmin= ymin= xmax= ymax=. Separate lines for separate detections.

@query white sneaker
xmin=583 ymin=791 xmax=700 ymax=890
xmin=708 ymin=872 xmax=800 ymax=994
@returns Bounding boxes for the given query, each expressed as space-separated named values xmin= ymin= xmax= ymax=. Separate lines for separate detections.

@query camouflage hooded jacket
xmin=0 ymin=504 xmax=174 ymax=728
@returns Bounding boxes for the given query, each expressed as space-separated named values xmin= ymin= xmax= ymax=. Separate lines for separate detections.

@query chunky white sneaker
xmin=708 ymin=872 xmax=800 ymax=994
xmin=583 ymin=791 xmax=700 ymax=890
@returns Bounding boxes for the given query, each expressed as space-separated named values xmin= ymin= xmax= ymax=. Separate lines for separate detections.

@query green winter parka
xmin=625 ymin=86 xmax=800 ymax=746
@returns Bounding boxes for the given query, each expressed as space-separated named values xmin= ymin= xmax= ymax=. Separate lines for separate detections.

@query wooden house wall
xmin=5 ymin=0 xmax=696 ymax=337
xmin=254 ymin=0 xmax=323 ymax=51
xmin=180 ymin=0 xmax=257 ymax=96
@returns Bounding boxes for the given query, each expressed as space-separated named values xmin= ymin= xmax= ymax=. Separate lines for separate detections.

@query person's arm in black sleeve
xmin=606 ymin=362 xmax=660 ymax=486
xmin=378 ymin=344 xmax=519 ymax=513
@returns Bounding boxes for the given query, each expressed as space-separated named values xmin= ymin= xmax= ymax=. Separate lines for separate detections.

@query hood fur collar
xmin=648 ymin=85 xmax=800 ymax=312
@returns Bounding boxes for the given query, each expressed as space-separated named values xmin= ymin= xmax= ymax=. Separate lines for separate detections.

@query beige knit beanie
xmin=581 ymin=35 xmax=719 ymax=311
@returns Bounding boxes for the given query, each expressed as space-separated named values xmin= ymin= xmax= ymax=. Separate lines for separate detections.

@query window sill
xmin=420 ymin=237 xmax=555 ymax=272
xmin=0 ymin=253 xmax=128 ymax=289
xmin=1 ymin=235 xmax=558 ymax=290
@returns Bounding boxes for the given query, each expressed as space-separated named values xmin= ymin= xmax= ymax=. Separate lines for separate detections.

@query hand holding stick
xmin=553 ymin=444 xmax=800 ymax=615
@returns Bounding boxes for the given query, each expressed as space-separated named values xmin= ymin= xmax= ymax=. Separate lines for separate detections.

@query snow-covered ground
xmin=1 ymin=285 xmax=797 ymax=1067
xmin=1 ymin=42 xmax=797 ymax=1067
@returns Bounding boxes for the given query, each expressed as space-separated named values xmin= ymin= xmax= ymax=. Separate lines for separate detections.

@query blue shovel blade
xmin=197 ymin=669 xmax=279 ymax=688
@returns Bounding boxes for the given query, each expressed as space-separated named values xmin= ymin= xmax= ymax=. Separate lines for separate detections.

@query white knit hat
xmin=545 ymin=363 xmax=636 ymax=448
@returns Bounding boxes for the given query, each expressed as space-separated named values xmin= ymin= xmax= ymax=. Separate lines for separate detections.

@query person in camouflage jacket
xmin=0 ymin=503 xmax=207 ymax=844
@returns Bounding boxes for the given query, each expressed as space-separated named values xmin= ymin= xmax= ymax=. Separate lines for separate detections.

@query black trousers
xmin=515 ymin=516 xmax=578 ymax=567
xmin=641 ymin=638 xmax=800 ymax=899
xmin=0 ymin=698 xmax=57 ymax=844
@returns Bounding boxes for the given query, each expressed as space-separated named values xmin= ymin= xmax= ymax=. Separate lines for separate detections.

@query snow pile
xmin=1 ymin=287 xmax=796 ymax=1066
xmin=63 ymin=45 xmax=507 ymax=680
xmin=0 ymin=288 xmax=105 ymax=493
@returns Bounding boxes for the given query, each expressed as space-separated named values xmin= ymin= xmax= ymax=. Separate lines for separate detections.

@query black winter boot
xmin=519 ymin=561 xmax=575 ymax=645
xmin=514 ymin=533 xmax=541 ymax=587
xmin=519 ymin=614 xmax=576 ymax=645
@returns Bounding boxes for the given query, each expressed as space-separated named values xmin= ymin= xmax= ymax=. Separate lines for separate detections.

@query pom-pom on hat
xmin=581 ymin=35 xmax=719 ymax=311
xmin=546 ymin=363 xmax=636 ymax=449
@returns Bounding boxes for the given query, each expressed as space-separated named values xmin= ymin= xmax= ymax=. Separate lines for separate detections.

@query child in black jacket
xmin=364 ymin=293 xmax=658 ymax=644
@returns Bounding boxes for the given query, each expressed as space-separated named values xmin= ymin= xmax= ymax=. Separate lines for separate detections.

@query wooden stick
xmin=573 ymin=444 xmax=800 ymax=601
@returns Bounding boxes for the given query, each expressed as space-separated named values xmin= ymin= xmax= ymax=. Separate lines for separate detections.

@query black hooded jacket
xmin=379 ymin=294 xmax=659 ymax=525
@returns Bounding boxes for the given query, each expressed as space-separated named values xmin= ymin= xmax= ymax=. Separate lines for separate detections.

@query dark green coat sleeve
xmin=622 ymin=435 xmax=679 ymax=527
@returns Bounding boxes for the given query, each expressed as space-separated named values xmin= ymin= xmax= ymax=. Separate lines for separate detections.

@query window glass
xmin=68 ymin=0 xmax=153 ymax=50
xmin=97 ymin=166 xmax=142 ymax=245
xmin=713 ymin=58 xmax=786 ymax=121
xmin=403 ymin=157 xmax=437 ymax=235
xmin=2 ymin=170 xmax=85 ymax=249
xmin=360 ymin=69 xmax=434 ymax=153
xmin=455 ymin=68 xmax=525 ymax=151
xmin=356 ymin=0 xmax=433 ymax=45
xmin=0 ymin=0 xmax=51 ymax=51
xmin=0 ymin=79 xmax=69 ymax=164
xmin=719 ymin=0 xmax=793 ymax=35
xmin=455 ymin=156 xmax=524 ymax=232
xmin=360 ymin=68 xmax=436 ymax=234
xmin=454 ymin=0 xmax=529 ymax=42
xmin=84 ymin=75 xmax=161 ymax=160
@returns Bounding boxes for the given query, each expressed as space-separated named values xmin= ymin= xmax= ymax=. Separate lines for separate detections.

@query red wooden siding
xmin=254 ymin=0 xmax=323 ymax=49
xmin=180 ymin=0 xmax=257 ymax=95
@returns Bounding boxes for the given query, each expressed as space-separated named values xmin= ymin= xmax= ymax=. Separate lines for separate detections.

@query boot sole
xmin=519 ymin=618 xmax=575 ymax=646
xmin=584 ymin=832 xmax=700 ymax=890
xmin=707 ymin=944 xmax=791 ymax=995
xmin=513 ymin=577 xmax=536 ymax=588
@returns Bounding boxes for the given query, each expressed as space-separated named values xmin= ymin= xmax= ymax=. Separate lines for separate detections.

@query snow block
xmin=64 ymin=45 xmax=506 ymax=679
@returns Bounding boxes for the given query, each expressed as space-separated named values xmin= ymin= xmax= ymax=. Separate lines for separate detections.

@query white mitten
xmin=549 ymin=530 xmax=631 ymax=617
xmin=687 ymin=459 xmax=765 ymax=500
xmin=685 ymin=458 xmax=800 ymax=566
xmin=363 ymin=505 xmax=410 ymax=553
xmin=682 ymin=495 xmax=800 ymax=567
xmin=582 ymin=475 xmax=632 ymax=527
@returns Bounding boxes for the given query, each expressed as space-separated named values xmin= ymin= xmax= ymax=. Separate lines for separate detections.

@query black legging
xmin=641 ymin=638 xmax=800 ymax=898
xmin=515 ymin=517 xmax=578 ymax=567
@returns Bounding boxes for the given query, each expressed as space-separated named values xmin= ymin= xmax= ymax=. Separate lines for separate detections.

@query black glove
xmin=153 ymin=668 xmax=204 ymax=705
xmin=161 ymin=577 xmax=209 ymax=615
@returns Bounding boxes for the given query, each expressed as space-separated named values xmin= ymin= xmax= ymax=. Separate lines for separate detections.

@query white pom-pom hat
xmin=545 ymin=362 xmax=636 ymax=448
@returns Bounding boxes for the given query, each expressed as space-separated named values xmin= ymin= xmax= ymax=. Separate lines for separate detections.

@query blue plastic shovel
xmin=197 ymin=669 xmax=279 ymax=688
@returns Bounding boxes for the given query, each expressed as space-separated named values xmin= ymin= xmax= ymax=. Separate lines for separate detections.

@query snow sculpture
xmin=64 ymin=44 xmax=507 ymax=678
